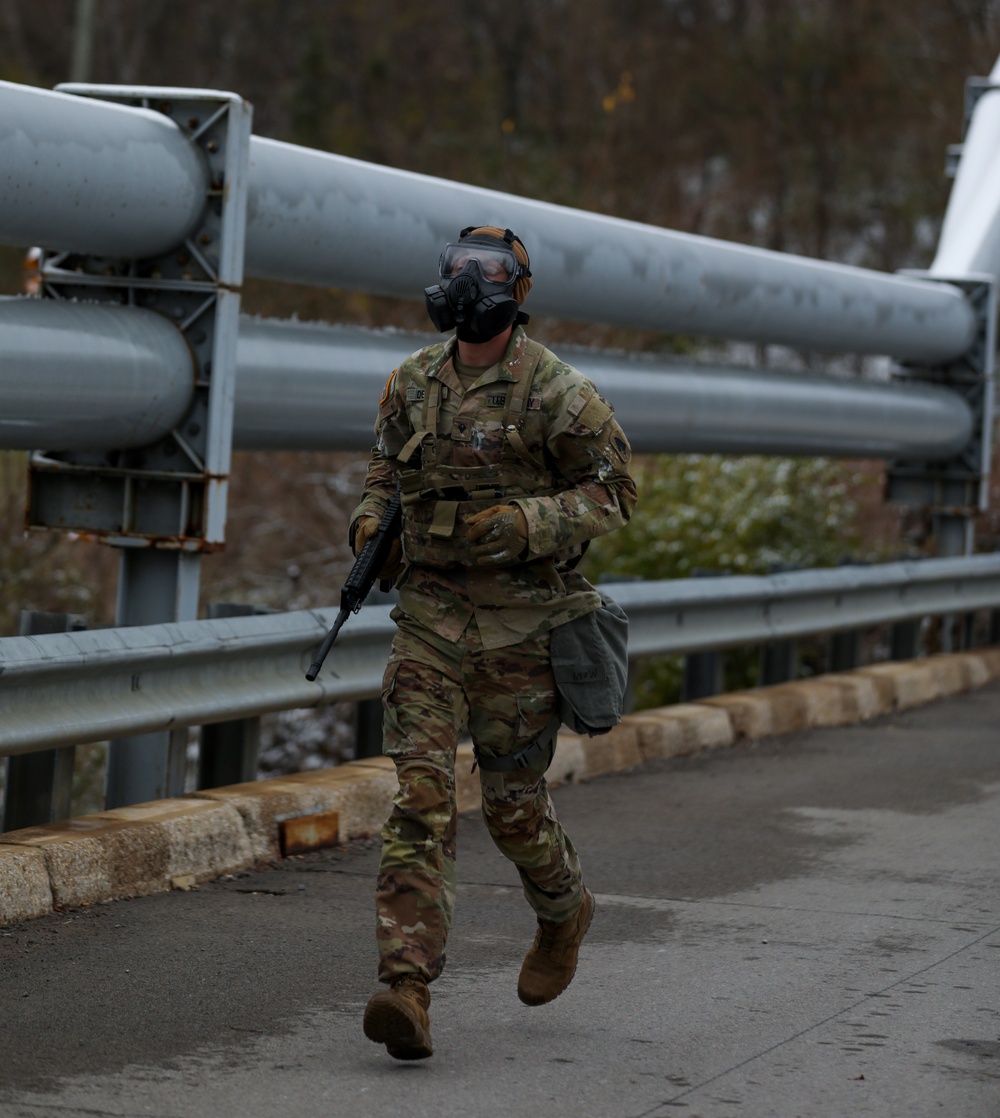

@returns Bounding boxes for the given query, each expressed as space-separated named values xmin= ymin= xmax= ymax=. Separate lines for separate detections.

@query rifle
xmin=305 ymin=490 xmax=403 ymax=682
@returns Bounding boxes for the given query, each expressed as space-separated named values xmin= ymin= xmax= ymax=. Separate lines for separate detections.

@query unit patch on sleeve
xmin=380 ymin=369 xmax=397 ymax=406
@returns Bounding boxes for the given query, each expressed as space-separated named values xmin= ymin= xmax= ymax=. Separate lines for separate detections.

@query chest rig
xmin=394 ymin=338 xmax=557 ymax=568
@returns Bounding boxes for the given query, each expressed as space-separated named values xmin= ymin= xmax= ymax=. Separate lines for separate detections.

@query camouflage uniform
xmin=351 ymin=325 xmax=636 ymax=985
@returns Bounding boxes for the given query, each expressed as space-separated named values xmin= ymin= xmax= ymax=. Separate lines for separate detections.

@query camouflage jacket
xmin=351 ymin=326 xmax=637 ymax=650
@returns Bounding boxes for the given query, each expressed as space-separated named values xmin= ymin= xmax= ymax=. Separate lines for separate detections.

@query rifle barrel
xmin=305 ymin=606 xmax=350 ymax=681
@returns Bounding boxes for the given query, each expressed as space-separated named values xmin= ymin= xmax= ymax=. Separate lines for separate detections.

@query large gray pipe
xmin=0 ymin=80 xmax=978 ymax=363
xmin=233 ymin=317 xmax=972 ymax=458
xmin=245 ymin=138 xmax=976 ymax=363
xmin=0 ymin=299 xmax=973 ymax=459
xmin=0 ymin=298 xmax=195 ymax=449
xmin=0 ymin=81 xmax=206 ymax=260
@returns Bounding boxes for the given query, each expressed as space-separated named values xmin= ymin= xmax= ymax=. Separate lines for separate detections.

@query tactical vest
xmin=394 ymin=338 xmax=558 ymax=568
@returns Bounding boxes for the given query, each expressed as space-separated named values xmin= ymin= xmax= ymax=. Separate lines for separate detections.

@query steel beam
xmin=0 ymin=80 xmax=978 ymax=361
xmin=2 ymin=555 xmax=1000 ymax=756
xmin=932 ymin=56 xmax=1000 ymax=283
xmin=0 ymin=302 xmax=975 ymax=460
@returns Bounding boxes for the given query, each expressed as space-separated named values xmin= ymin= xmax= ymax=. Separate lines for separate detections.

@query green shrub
xmin=582 ymin=454 xmax=862 ymax=707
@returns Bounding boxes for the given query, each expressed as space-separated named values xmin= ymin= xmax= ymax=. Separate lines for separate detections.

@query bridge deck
xmin=0 ymin=683 xmax=998 ymax=1117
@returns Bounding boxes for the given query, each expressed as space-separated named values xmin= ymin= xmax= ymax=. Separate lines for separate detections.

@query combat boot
xmin=517 ymin=888 xmax=595 ymax=1006
xmin=363 ymin=974 xmax=433 ymax=1060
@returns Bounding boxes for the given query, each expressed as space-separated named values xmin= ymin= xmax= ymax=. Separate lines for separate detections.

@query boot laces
xmin=392 ymin=974 xmax=429 ymax=1008
xmin=536 ymin=917 xmax=566 ymax=956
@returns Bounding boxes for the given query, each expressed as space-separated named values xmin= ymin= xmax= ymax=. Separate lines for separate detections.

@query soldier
xmin=352 ymin=226 xmax=637 ymax=1060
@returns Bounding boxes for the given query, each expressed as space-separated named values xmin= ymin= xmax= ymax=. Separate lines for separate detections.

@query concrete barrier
xmin=1 ymin=647 xmax=998 ymax=924
xmin=0 ymin=844 xmax=53 ymax=922
xmin=0 ymin=799 xmax=253 ymax=908
xmin=189 ymin=758 xmax=398 ymax=862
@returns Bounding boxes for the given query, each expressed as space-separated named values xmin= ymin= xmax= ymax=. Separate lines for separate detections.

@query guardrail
xmin=2 ymin=554 xmax=999 ymax=758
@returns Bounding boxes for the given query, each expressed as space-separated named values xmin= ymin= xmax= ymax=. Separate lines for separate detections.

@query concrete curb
xmin=1 ymin=648 xmax=998 ymax=924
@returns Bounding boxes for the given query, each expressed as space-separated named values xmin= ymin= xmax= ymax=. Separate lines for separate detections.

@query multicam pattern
xmin=351 ymin=326 xmax=637 ymax=650
xmin=375 ymin=617 xmax=584 ymax=984
xmin=353 ymin=326 xmax=635 ymax=985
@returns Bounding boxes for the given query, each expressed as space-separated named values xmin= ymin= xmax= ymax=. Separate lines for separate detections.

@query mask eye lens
xmin=445 ymin=252 xmax=472 ymax=276
xmin=479 ymin=253 xmax=512 ymax=282
xmin=441 ymin=244 xmax=515 ymax=283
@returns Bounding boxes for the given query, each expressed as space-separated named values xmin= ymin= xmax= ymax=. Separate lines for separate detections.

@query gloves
xmin=466 ymin=504 xmax=529 ymax=566
xmin=353 ymin=515 xmax=403 ymax=580
xmin=353 ymin=516 xmax=379 ymax=556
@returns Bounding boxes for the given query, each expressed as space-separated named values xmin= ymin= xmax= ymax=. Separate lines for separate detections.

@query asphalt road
xmin=1 ymin=684 xmax=998 ymax=1118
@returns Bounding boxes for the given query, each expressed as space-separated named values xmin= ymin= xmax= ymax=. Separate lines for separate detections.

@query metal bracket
xmin=886 ymin=272 xmax=996 ymax=550
xmin=945 ymin=76 xmax=1000 ymax=177
xmin=26 ymin=85 xmax=253 ymax=552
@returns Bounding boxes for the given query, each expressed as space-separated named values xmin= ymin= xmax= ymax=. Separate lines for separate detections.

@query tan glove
xmin=353 ymin=516 xmax=379 ymax=556
xmin=466 ymin=504 xmax=529 ymax=566
xmin=353 ymin=515 xmax=403 ymax=580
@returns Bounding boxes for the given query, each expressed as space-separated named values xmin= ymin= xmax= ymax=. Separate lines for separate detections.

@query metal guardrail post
xmin=958 ymin=609 xmax=978 ymax=650
xmin=829 ymin=630 xmax=863 ymax=672
xmin=682 ymin=652 xmax=723 ymax=701
xmin=759 ymin=640 xmax=799 ymax=685
xmin=828 ymin=560 xmax=867 ymax=671
xmin=683 ymin=572 xmax=725 ymax=702
xmin=890 ymin=619 xmax=922 ymax=660
xmin=196 ymin=604 xmax=265 ymax=788
xmin=17 ymin=85 xmax=253 ymax=808
xmin=886 ymin=275 xmax=996 ymax=655
xmin=758 ymin=564 xmax=800 ymax=684
xmin=3 ymin=611 xmax=86 ymax=829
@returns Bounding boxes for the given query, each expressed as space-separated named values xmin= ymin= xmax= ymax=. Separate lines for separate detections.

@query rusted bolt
xmin=199 ymin=233 xmax=212 ymax=246
xmin=206 ymin=139 xmax=219 ymax=153
xmin=187 ymin=117 xmax=199 ymax=130
xmin=177 ymin=252 xmax=190 ymax=266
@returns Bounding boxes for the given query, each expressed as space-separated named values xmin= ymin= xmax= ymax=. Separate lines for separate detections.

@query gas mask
xmin=424 ymin=228 xmax=531 ymax=343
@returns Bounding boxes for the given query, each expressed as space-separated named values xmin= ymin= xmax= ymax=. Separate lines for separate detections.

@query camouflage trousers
xmin=375 ymin=613 xmax=585 ymax=985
